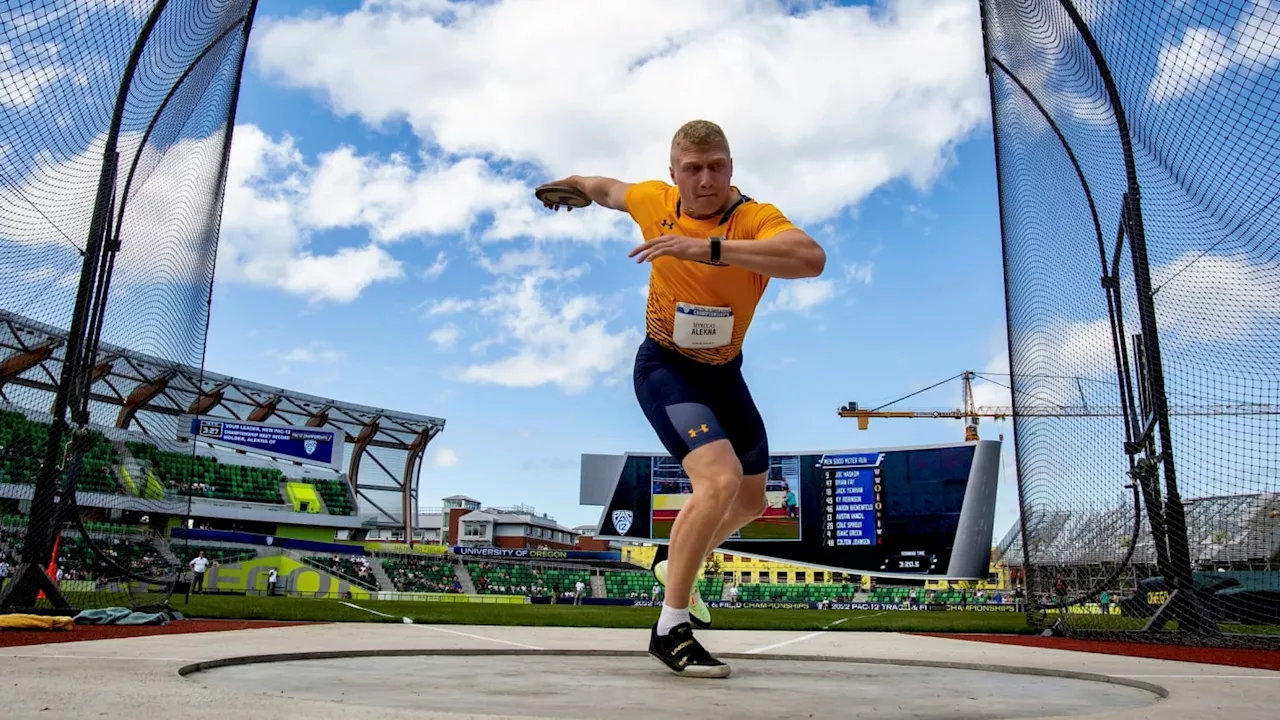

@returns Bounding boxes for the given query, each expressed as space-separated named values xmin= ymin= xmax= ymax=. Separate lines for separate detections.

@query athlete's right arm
xmin=560 ymin=175 xmax=633 ymax=212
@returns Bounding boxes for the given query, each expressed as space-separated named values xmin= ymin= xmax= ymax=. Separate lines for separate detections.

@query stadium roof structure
xmin=994 ymin=493 xmax=1280 ymax=569
xmin=0 ymin=309 xmax=445 ymax=537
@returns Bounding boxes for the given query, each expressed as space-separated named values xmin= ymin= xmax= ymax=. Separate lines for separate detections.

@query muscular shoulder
xmin=738 ymin=200 xmax=799 ymax=240
xmin=625 ymin=180 xmax=675 ymax=222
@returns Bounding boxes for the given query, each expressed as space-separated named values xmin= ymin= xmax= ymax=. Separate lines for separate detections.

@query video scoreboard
xmin=582 ymin=440 xmax=1002 ymax=580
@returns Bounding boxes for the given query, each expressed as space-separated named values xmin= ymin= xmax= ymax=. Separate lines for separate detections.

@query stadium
xmin=1 ymin=0 xmax=1278 ymax=718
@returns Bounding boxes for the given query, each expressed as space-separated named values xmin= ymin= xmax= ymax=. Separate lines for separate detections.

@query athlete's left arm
xmin=627 ymin=204 xmax=825 ymax=278
xmin=717 ymin=228 xmax=826 ymax=279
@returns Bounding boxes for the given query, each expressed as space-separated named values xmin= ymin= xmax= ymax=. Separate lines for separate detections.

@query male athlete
xmin=540 ymin=120 xmax=825 ymax=677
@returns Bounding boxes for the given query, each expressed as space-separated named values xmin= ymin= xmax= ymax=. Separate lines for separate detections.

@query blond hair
xmin=671 ymin=120 xmax=730 ymax=155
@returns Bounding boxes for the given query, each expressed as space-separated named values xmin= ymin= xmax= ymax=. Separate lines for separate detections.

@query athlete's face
xmin=670 ymin=144 xmax=733 ymax=219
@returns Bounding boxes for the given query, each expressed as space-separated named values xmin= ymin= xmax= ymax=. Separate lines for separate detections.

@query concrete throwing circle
xmin=181 ymin=649 xmax=1166 ymax=720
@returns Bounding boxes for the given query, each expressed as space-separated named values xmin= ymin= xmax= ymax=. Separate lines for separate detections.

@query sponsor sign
xmin=450 ymin=546 xmax=620 ymax=562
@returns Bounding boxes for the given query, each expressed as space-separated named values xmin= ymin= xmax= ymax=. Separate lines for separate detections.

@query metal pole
xmin=0 ymin=0 xmax=174 ymax=611
xmin=1054 ymin=0 xmax=1210 ymax=634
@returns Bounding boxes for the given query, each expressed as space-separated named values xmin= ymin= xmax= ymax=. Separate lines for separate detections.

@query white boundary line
xmin=745 ymin=631 xmax=825 ymax=654
xmin=338 ymin=600 xmax=545 ymax=650
xmin=337 ymin=597 xmax=542 ymax=648
xmin=338 ymin=601 xmax=395 ymax=618
xmin=409 ymin=624 xmax=545 ymax=650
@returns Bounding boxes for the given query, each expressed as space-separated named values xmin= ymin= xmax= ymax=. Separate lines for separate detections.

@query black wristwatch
xmin=709 ymin=236 xmax=724 ymax=263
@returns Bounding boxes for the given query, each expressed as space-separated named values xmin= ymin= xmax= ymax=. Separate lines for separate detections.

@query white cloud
xmin=1147 ymin=27 xmax=1233 ymax=102
xmin=450 ymin=250 xmax=640 ymax=394
xmin=845 ymin=262 xmax=874 ymax=285
xmin=423 ymin=250 xmax=448 ymax=279
xmin=429 ymin=323 xmax=460 ymax=349
xmin=268 ymin=342 xmax=344 ymax=364
xmin=766 ymin=277 xmax=839 ymax=313
xmin=1147 ymin=1 xmax=1279 ymax=103
xmin=432 ymin=446 xmax=460 ymax=467
xmin=1015 ymin=317 xmax=1116 ymax=385
xmin=1235 ymin=0 xmax=1280 ymax=68
xmin=250 ymin=0 xmax=990 ymax=224
xmin=0 ymin=42 xmax=65 ymax=109
xmin=1152 ymin=251 xmax=1280 ymax=344
xmin=299 ymin=148 xmax=528 ymax=242
xmin=421 ymin=296 xmax=477 ymax=317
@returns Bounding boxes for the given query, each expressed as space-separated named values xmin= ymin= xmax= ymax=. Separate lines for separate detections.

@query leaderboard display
xmin=823 ymin=453 xmax=882 ymax=547
xmin=585 ymin=440 xmax=1001 ymax=579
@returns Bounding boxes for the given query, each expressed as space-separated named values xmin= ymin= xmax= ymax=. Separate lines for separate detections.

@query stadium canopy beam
xmin=0 ymin=308 xmax=446 ymax=528
xmin=116 ymin=372 xmax=171 ymax=429
xmin=0 ymin=341 xmax=58 ymax=388
xmin=306 ymin=408 xmax=330 ymax=427
xmin=187 ymin=383 xmax=227 ymax=415
xmin=247 ymin=395 xmax=279 ymax=422
xmin=91 ymin=357 xmax=115 ymax=382
xmin=348 ymin=420 xmax=379 ymax=492
xmin=401 ymin=426 xmax=438 ymax=546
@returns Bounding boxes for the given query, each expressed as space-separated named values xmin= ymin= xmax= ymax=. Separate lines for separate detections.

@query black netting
xmin=0 ymin=0 xmax=258 ymax=613
xmin=982 ymin=0 xmax=1280 ymax=645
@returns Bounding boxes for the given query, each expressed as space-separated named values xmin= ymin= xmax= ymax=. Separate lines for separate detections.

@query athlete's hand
xmin=629 ymin=235 xmax=710 ymax=264
xmin=538 ymin=176 xmax=586 ymax=212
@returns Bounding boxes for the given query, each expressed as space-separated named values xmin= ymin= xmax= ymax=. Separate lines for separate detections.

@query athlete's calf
xmin=660 ymin=439 xmax=746 ymax=632
xmin=703 ymin=472 xmax=769 ymax=557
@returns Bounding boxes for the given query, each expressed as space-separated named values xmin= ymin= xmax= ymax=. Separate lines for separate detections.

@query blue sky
xmin=196 ymin=0 xmax=1019 ymax=534
xmin=10 ymin=0 xmax=1273 ymax=540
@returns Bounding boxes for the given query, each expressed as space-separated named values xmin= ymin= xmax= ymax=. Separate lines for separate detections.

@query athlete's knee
xmin=742 ymin=489 xmax=769 ymax=519
xmin=684 ymin=442 xmax=743 ymax=506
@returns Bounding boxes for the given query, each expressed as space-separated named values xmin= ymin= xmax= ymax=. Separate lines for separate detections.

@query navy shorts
xmin=633 ymin=336 xmax=769 ymax=475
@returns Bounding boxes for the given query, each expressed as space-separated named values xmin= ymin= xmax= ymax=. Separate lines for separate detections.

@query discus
xmin=535 ymin=183 xmax=592 ymax=209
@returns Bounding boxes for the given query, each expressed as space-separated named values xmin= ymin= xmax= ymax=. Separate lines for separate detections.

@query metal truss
xmin=0 ymin=309 xmax=445 ymax=539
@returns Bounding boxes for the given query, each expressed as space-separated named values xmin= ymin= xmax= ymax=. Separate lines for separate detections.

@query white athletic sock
xmin=657 ymin=604 xmax=690 ymax=636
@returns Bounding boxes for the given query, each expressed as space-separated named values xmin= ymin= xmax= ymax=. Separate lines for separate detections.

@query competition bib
xmin=673 ymin=302 xmax=733 ymax=348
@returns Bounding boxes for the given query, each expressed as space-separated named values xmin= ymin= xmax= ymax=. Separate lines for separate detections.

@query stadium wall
xmin=275 ymin=525 xmax=338 ymax=543
xmin=358 ymin=542 xmax=448 ymax=556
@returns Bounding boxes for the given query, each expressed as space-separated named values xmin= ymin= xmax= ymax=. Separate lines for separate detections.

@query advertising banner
xmin=450 ymin=546 xmax=621 ymax=562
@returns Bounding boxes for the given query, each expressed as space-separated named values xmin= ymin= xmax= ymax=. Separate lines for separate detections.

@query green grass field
xmin=172 ymin=594 xmax=1035 ymax=633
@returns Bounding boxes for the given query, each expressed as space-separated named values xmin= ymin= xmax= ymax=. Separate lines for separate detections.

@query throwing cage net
xmin=982 ymin=0 xmax=1280 ymax=645
xmin=0 ymin=0 xmax=258 ymax=613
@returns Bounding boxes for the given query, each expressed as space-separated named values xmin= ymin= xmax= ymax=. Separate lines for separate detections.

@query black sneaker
xmin=648 ymin=622 xmax=730 ymax=678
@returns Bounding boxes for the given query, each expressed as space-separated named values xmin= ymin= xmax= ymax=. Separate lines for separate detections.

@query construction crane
xmin=839 ymin=371 xmax=996 ymax=441
xmin=838 ymin=371 xmax=1280 ymax=441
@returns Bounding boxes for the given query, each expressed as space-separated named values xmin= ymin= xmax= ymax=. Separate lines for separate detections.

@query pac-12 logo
xmin=612 ymin=510 xmax=633 ymax=535
xmin=303 ymin=439 xmax=318 ymax=456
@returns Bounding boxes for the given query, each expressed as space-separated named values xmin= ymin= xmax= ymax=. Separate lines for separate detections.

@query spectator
xmin=189 ymin=551 xmax=210 ymax=593
xmin=267 ymin=568 xmax=278 ymax=596
xmin=574 ymin=579 xmax=585 ymax=606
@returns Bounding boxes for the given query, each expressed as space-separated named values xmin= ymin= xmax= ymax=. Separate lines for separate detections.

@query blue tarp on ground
xmin=73 ymin=607 xmax=172 ymax=625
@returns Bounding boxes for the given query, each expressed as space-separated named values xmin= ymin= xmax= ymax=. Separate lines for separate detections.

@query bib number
xmin=673 ymin=302 xmax=733 ymax=348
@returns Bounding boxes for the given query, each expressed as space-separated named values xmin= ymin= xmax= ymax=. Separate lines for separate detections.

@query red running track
xmin=0 ymin=619 xmax=313 ymax=648
xmin=915 ymin=632 xmax=1280 ymax=672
